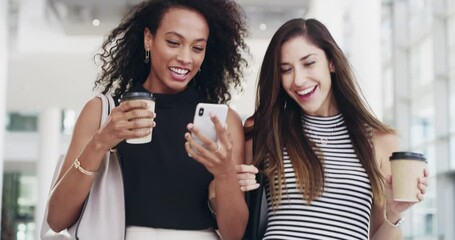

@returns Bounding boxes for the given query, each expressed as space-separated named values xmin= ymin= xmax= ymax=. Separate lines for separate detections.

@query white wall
xmin=7 ymin=0 xmax=103 ymax=113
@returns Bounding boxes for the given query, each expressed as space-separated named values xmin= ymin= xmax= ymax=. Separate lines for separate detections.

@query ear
xmin=144 ymin=28 xmax=153 ymax=51
xmin=329 ymin=61 xmax=335 ymax=73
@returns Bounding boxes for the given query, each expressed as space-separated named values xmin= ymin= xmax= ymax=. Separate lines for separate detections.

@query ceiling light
xmin=92 ymin=19 xmax=100 ymax=27
xmin=259 ymin=23 xmax=267 ymax=31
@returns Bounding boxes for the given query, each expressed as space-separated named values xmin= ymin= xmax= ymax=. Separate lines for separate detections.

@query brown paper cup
xmin=119 ymin=92 xmax=155 ymax=144
xmin=390 ymin=152 xmax=426 ymax=202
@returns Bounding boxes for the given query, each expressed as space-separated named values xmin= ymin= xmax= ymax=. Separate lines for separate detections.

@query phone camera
xmin=198 ymin=108 xmax=204 ymax=116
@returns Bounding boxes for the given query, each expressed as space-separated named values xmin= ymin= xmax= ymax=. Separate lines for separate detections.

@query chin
xmin=166 ymin=81 xmax=190 ymax=92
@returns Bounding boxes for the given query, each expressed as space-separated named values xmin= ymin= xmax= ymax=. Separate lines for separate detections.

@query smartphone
xmin=192 ymin=103 xmax=228 ymax=146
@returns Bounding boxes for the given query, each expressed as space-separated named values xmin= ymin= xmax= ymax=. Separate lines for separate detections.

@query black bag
xmin=244 ymin=172 xmax=267 ymax=240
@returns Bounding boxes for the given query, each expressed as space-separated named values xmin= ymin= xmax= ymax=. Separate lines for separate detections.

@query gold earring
xmin=144 ymin=50 xmax=150 ymax=63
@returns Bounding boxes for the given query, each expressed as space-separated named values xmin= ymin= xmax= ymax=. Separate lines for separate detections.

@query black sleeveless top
xmin=114 ymin=85 xmax=216 ymax=230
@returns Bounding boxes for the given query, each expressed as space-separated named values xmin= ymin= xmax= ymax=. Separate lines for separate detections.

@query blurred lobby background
xmin=0 ymin=0 xmax=454 ymax=239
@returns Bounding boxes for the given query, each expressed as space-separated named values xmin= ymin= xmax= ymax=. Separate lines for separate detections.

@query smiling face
xmin=280 ymin=36 xmax=338 ymax=116
xmin=144 ymin=7 xmax=209 ymax=94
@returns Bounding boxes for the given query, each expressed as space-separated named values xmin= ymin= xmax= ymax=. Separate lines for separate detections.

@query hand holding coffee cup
xmin=389 ymin=152 xmax=427 ymax=202
xmin=119 ymin=92 xmax=155 ymax=144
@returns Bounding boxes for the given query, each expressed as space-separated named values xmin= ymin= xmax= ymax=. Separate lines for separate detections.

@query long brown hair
xmin=248 ymin=18 xmax=393 ymax=207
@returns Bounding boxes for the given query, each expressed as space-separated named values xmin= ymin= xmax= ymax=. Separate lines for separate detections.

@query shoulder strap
xmin=96 ymin=94 xmax=115 ymax=125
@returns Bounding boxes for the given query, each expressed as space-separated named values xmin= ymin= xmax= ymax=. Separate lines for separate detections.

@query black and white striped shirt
xmin=264 ymin=113 xmax=372 ymax=240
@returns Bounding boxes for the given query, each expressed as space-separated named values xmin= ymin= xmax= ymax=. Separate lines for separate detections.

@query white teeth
xmin=170 ymin=67 xmax=189 ymax=75
xmin=297 ymin=86 xmax=316 ymax=95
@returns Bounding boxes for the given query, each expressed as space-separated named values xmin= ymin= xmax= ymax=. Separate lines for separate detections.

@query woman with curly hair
xmin=46 ymin=0 xmax=249 ymax=239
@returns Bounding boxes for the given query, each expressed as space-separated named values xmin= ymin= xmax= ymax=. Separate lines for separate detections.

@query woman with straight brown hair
xmin=238 ymin=18 xmax=428 ymax=239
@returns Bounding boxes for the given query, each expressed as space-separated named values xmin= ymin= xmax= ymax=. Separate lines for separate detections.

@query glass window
xmin=408 ymin=0 xmax=432 ymax=37
xmin=410 ymin=38 xmax=434 ymax=92
xmin=409 ymin=39 xmax=435 ymax=147
xmin=1 ymin=173 xmax=37 ymax=240
xmin=449 ymin=14 xmax=455 ymax=134
xmin=6 ymin=112 xmax=38 ymax=132
xmin=383 ymin=68 xmax=394 ymax=125
xmin=450 ymin=137 xmax=455 ymax=169
xmin=62 ymin=109 xmax=77 ymax=135
xmin=410 ymin=95 xmax=435 ymax=148
xmin=405 ymin=145 xmax=436 ymax=237
xmin=449 ymin=11 xmax=455 ymax=168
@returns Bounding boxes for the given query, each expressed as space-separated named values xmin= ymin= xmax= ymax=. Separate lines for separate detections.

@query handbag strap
xmin=96 ymin=94 xmax=114 ymax=126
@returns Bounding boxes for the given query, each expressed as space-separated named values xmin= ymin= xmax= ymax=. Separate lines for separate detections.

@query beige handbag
xmin=41 ymin=94 xmax=125 ymax=240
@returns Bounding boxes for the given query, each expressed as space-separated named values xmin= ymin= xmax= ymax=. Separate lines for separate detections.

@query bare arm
xmin=185 ymin=108 xmax=248 ymax=240
xmin=47 ymin=97 xmax=153 ymax=232
xmin=370 ymin=131 xmax=402 ymax=239
xmin=370 ymin=130 xmax=429 ymax=239
xmin=370 ymin=131 xmax=403 ymax=240
xmin=213 ymin=109 xmax=248 ymax=239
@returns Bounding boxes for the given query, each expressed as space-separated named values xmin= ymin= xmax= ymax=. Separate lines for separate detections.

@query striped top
xmin=263 ymin=113 xmax=373 ymax=240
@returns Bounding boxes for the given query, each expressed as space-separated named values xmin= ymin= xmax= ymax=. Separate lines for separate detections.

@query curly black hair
xmin=94 ymin=0 xmax=248 ymax=104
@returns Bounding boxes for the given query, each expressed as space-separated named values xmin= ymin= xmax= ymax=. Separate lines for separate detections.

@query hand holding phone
xmin=192 ymin=103 xmax=228 ymax=147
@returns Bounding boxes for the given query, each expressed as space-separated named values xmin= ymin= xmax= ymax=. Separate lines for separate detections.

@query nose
xmin=176 ymin=47 xmax=192 ymax=65
xmin=292 ymin=68 xmax=307 ymax=87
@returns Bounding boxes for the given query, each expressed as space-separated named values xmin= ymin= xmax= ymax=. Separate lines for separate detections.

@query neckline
xmin=133 ymin=84 xmax=204 ymax=108
xmin=302 ymin=112 xmax=344 ymax=125
xmin=301 ymin=113 xmax=344 ymax=146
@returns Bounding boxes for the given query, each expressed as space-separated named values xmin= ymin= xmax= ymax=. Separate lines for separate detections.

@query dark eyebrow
xmin=165 ymin=31 xmax=207 ymax=43
xmin=300 ymin=54 xmax=315 ymax=61
xmin=280 ymin=54 xmax=315 ymax=66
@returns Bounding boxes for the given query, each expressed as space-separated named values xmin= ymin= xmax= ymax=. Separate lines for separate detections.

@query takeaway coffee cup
xmin=119 ymin=92 xmax=155 ymax=144
xmin=389 ymin=151 xmax=427 ymax=202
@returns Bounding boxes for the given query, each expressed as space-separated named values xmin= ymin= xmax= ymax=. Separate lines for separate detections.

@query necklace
xmin=304 ymin=121 xmax=340 ymax=146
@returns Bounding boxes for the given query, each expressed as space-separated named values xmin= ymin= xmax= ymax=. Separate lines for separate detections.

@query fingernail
xmin=187 ymin=123 xmax=193 ymax=130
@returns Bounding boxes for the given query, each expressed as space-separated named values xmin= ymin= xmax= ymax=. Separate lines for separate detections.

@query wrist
xmin=385 ymin=207 xmax=402 ymax=223
xmin=91 ymin=132 xmax=113 ymax=153
xmin=214 ymin=166 xmax=237 ymax=181
xmin=384 ymin=208 xmax=405 ymax=228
